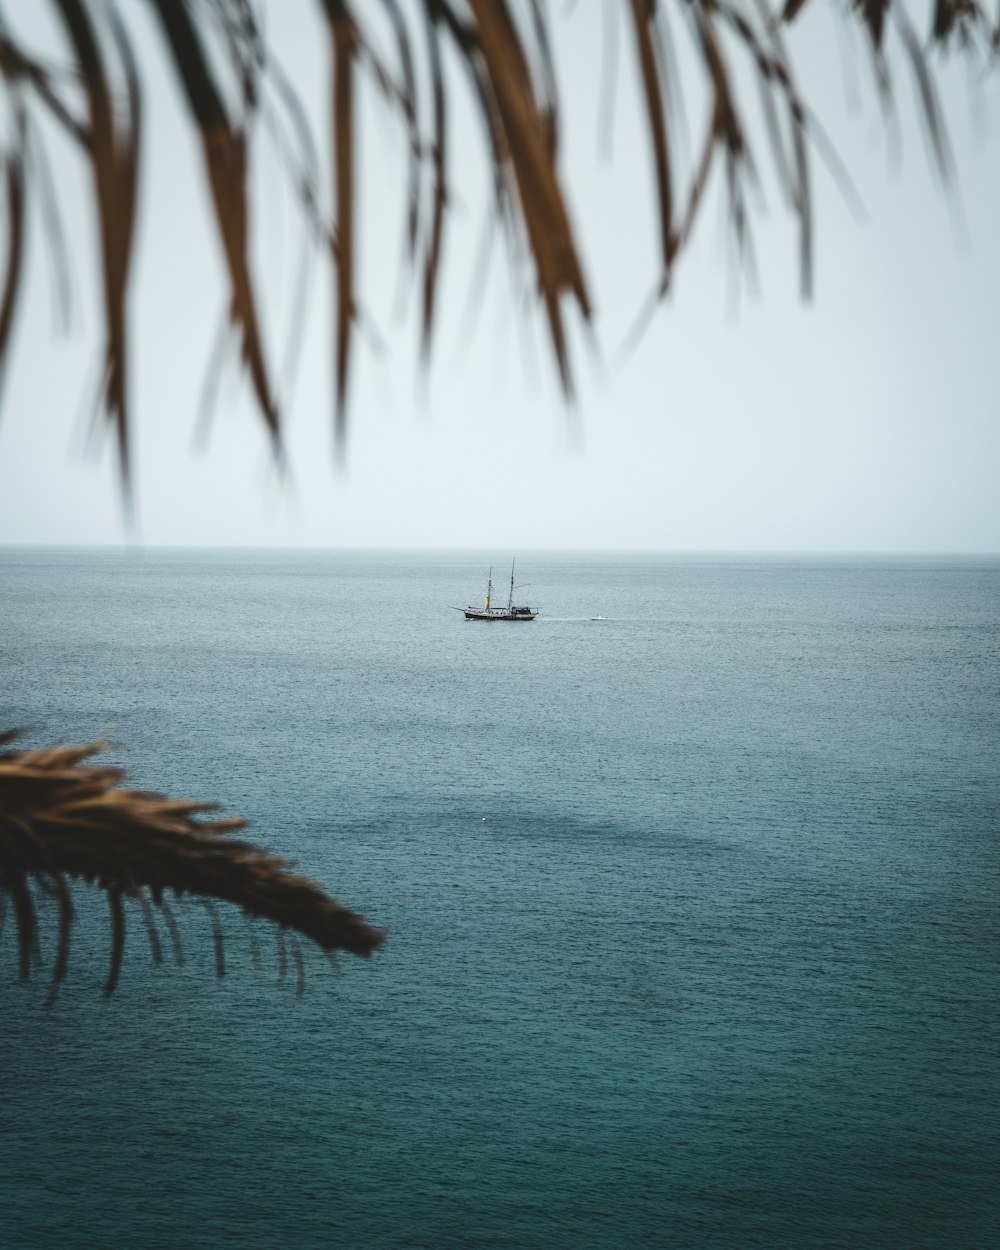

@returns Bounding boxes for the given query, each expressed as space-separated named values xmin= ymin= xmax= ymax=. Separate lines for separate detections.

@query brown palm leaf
xmin=0 ymin=105 xmax=26 ymax=407
xmin=0 ymin=730 xmax=385 ymax=997
xmin=0 ymin=0 xmax=993 ymax=479
xmin=150 ymin=0 xmax=281 ymax=454
xmin=53 ymin=0 xmax=140 ymax=505
xmin=319 ymin=0 xmax=358 ymax=453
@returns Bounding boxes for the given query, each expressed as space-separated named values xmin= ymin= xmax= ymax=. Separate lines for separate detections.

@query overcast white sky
xmin=0 ymin=2 xmax=997 ymax=552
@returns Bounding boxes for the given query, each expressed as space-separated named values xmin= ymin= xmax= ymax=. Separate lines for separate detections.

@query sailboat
xmin=456 ymin=560 xmax=538 ymax=621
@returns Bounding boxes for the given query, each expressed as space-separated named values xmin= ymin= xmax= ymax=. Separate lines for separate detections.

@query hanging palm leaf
xmin=0 ymin=0 xmax=990 ymax=476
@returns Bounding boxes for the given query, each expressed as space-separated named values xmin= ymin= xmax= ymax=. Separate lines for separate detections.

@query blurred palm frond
xmin=0 ymin=0 xmax=993 ymax=477
xmin=0 ymin=730 xmax=385 ymax=997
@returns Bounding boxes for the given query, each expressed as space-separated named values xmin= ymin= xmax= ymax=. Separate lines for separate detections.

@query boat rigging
xmin=453 ymin=560 xmax=538 ymax=621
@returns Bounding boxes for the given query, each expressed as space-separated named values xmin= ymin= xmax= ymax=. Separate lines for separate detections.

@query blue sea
xmin=1 ymin=548 xmax=998 ymax=1249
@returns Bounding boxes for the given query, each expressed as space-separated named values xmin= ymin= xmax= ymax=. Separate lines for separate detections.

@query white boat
xmin=454 ymin=561 xmax=538 ymax=621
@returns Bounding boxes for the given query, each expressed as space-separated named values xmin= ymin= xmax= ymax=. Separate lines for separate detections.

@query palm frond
xmin=629 ymin=0 xmax=675 ymax=286
xmin=421 ymin=0 xmax=448 ymax=362
xmin=53 ymin=0 xmax=140 ymax=507
xmin=320 ymin=0 xmax=358 ymax=456
xmin=0 ymin=106 xmax=26 ymax=407
xmin=150 ymin=0 xmax=281 ymax=456
xmin=0 ymin=732 xmax=385 ymax=997
xmin=0 ymin=0 xmax=993 ymax=479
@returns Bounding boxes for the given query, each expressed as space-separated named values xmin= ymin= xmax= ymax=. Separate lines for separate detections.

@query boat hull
xmin=463 ymin=608 xmax=537 ymax=621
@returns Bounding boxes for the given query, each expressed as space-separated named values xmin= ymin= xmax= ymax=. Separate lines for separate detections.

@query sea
xmin=1 ymin=548 xmax=997 ymax=1250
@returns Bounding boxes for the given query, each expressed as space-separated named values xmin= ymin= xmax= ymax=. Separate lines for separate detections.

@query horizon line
xmin=2 ymin=542 xmax=999 ymax=559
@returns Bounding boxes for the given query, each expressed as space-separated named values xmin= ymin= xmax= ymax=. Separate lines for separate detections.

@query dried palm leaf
xmin=466 ymin=0 xmax=591 ymax=392
xmin=0 ymin=21 xmax=89 ymax=146
xmin=382 ymin=0 xmax=421 ymax=264
xmin=0 ymin=108 xmax=26 ymax=406
xmin=0 ymin=731 xmax=385 ymax=997
xmin=421 ymin=0 xmax=448 ymax=361
xmin=150 ymin=0 xmax=280 ymax=454
xmin=0 ymin=0 xmax=991 ymax=483
xmin=319 ymin=0 xmax=358 ymax=454
xmin=629 ymin=0 xmax=675 ymax=283
xmin=54 ymin=0 xmax=140 ymax=503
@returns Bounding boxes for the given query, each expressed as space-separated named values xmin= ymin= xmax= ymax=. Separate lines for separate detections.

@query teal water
xmin=1 ymin=549 xmax=998 ymax=1249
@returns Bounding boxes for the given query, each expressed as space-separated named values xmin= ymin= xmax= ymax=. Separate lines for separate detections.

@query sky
xmin=0 ymin=2 xmax=998 ymax=553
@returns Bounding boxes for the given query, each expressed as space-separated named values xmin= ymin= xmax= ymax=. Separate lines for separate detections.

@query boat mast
xmin=485 ymin=567 xmax=492 ymax=610
xmin=508 ymin=558 xmax=515 ymax=612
